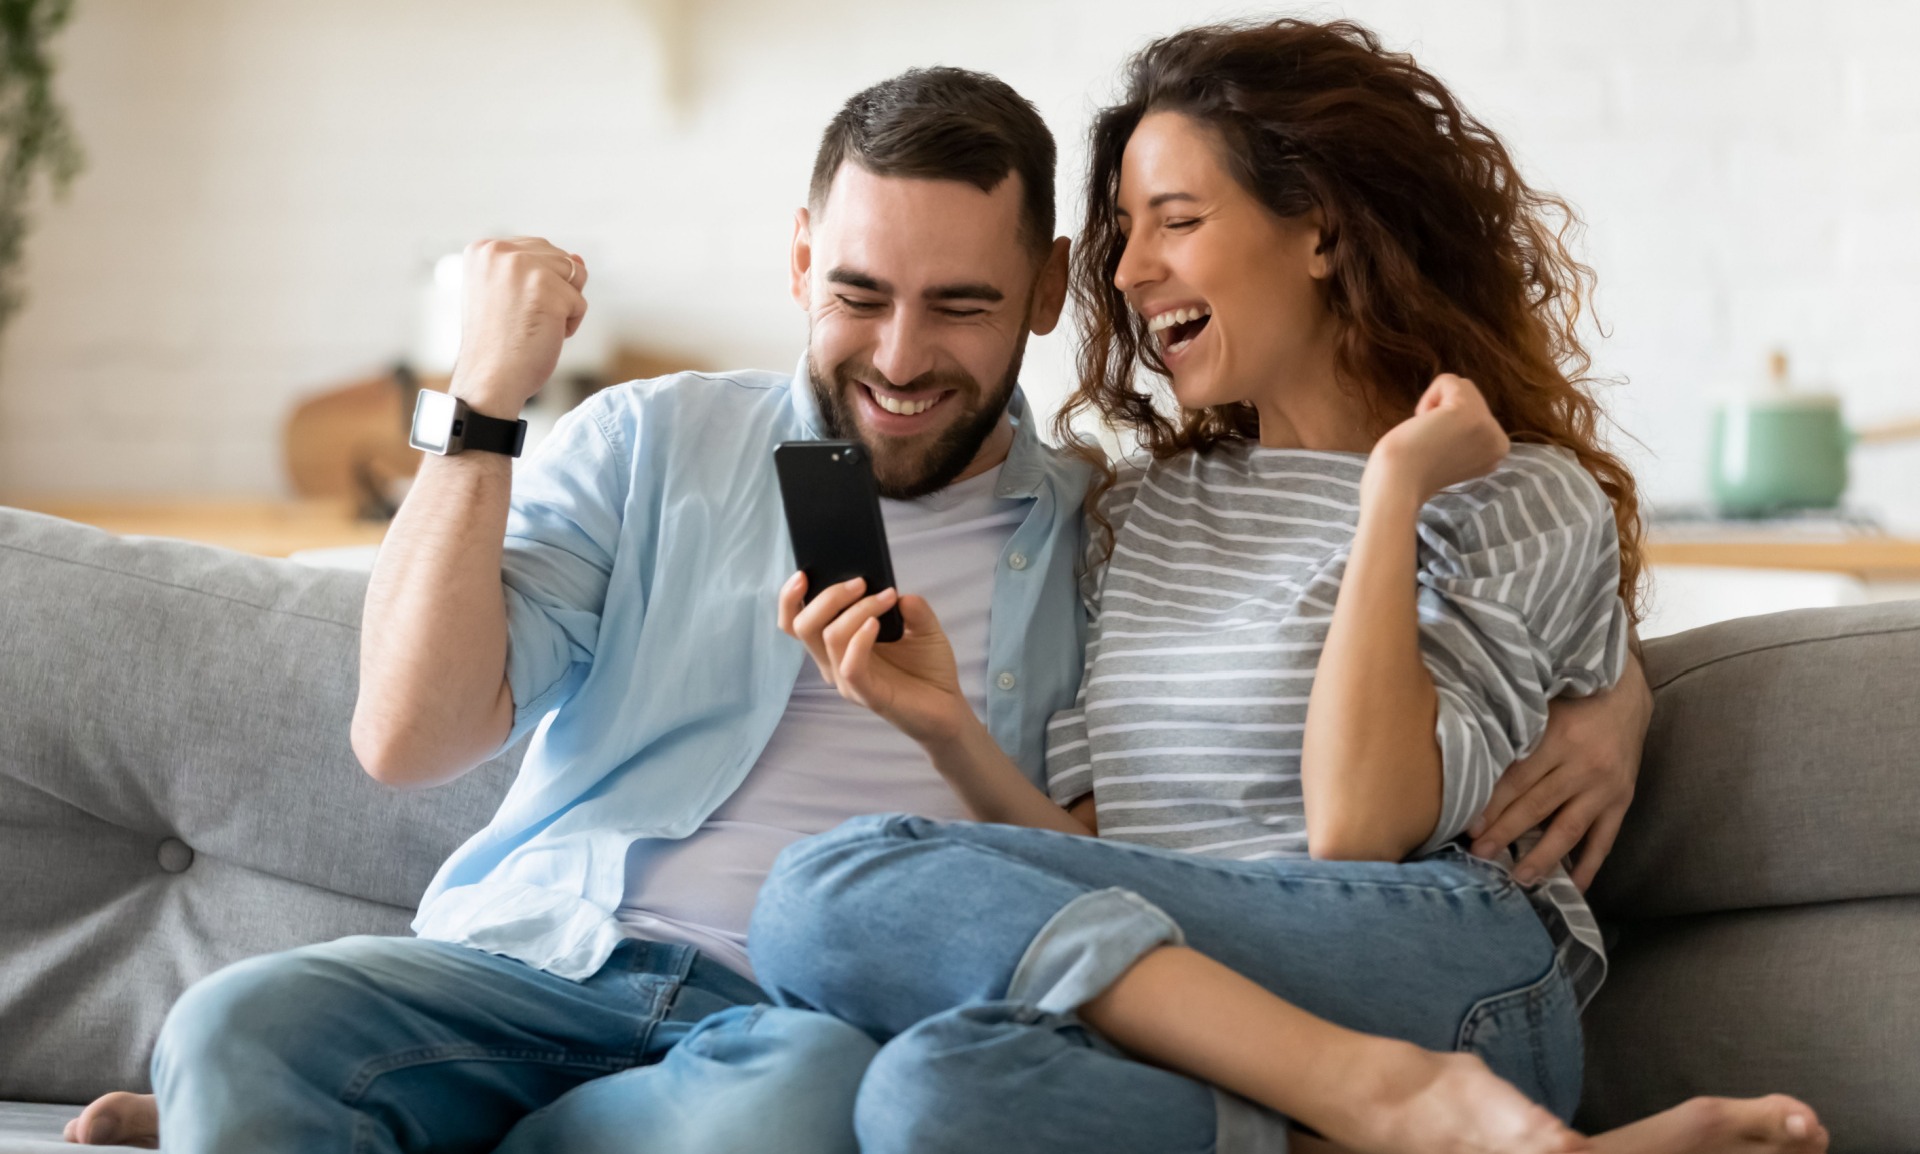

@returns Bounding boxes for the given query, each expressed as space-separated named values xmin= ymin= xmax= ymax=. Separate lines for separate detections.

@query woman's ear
xmin=1304 ymin=208 xmax=1334 ymax=280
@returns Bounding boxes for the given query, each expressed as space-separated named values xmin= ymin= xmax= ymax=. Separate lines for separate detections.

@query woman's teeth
xmin=1146 ymin=305 xmax=1212 ymax=334
xmin=871 ymin=388 xmax=940 ymax=416
xmin=1147 ymin=305 xmax=1213 ymax=357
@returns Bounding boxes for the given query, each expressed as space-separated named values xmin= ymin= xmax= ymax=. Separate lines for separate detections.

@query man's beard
xmin=808 ymin=337 xmax=1025 ymax=500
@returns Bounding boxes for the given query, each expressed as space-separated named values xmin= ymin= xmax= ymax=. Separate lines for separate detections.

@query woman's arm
xmin=1300 ymin=374 xmax=1510 ymax=861
xmin=778 ymin=573 xmax=1093 ymax=836
xmin=1301 ymin=479 xmax=1441 ymax=860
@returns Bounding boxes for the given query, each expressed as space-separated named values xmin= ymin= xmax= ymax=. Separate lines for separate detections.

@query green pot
xmin=1709 ymin=396 xmax=1850 ymax=517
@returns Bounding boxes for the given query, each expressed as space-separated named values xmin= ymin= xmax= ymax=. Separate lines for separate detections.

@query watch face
xmin=410 ymin=390 xmax=458 ymax=453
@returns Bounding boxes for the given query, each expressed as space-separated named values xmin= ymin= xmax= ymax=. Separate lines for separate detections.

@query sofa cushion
xmin=1590 ymin=599 xmax=1920 ymax=920
xmin=1578 ymin=897 xmax=1920 ymax=1151
xmin=0 ymin=509 xmax=519 ymax=1103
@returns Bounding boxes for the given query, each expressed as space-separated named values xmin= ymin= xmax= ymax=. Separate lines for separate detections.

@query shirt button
xmin=1008 ymin=552 xmax=1028 ymax=570
xmin=996 ymin=671 xmax=1017 ymax=691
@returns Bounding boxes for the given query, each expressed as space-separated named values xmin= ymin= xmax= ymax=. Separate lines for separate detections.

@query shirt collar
xmin=789 ymin=352 xmax=830 ymax=439
xmin=786 ymin=352 xmax=1083 ymax=503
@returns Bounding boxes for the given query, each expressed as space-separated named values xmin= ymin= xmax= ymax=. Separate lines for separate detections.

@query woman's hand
xmin=778 ymin=573 xmax=974 ymax=747
xmin=1366 ymin=374 xmax=1509 ymax=504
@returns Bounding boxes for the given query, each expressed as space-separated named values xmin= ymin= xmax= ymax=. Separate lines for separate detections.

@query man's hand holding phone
xmin=777 ymin=574 xmax=974 ymax=749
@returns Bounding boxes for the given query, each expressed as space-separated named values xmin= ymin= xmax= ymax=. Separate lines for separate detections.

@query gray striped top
xmin=1044 ymin=440 xmax=1629 ymax=1007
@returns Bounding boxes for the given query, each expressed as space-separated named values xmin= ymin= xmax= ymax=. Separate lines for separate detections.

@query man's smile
xmin=854 ymin=380 xmax=958 ymax=431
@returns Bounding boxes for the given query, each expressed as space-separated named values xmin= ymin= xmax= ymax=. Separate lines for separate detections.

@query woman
xmin=763 ymin=19 xmax=1825 ymax=1154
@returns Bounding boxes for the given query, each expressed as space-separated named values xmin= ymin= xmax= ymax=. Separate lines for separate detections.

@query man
xmin=69 ymin=66 xmax=1651 ymax=1153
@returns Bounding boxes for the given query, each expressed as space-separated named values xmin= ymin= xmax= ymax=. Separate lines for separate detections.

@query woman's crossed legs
xmin=749 ymin=814 xmax=1825 ymax=1154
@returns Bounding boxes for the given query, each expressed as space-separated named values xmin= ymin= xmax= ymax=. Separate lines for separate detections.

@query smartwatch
xmin=409 ymin=389 xmax=528 ymax=457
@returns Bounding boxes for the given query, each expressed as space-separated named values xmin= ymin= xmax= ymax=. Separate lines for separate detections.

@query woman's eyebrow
xmin=1118 ymin=191 xmax=1201 ymax=218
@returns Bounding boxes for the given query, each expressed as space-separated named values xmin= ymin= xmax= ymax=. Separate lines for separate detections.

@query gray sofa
xmin=2 ymin=506 xmax=1915 ymax=1152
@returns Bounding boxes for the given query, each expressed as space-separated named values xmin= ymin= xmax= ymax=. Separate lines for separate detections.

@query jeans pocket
xmin=1454 ymin=959 xmax=1584 ymax=1123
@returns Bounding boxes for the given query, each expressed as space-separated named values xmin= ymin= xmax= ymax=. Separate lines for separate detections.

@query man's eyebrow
xmin=926 ymin=283 xmax=1004 ymax=303
xmin=826 ymin=268 xmax=889 ymax=293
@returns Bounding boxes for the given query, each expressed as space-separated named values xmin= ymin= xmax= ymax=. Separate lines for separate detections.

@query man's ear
xmin=1026 ymin=236 xmax=1072 ymax=336
xmin=790 ymin=207 xmax=813 ymax=311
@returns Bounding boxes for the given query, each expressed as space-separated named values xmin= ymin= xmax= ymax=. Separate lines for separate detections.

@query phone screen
xmin=773 ymin=440 xmax=905 ymax=643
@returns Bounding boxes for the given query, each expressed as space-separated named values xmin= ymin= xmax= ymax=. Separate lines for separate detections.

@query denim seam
xmin=621 ymin=940 xmax=701 ymax=1057
xmin=1097 ymin=832 xmax=1520 ymax=899
xmin=1453 ymin=955 xmax=1568 ymax=1107
xmin=768 ymin=813 xmax=916 ymax=874
xmin=351 ymin=1107 xmax=381 ymax=1154
xmin=804 ymin=816 xmax=1513 ymax=901
xmin=338 ymin=1043 xmax=633 ymax=1105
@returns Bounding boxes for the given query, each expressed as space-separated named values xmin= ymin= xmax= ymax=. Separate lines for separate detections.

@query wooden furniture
xmin=283 ymin=369 xmax=434 ymax=506
xmin=14 ymin=496 xmax=1919 ymax=577
xmin=0 ymin=498 xmax=386 ymax=558
xmin=1645 ymin=534 xmax=1920 ymax=581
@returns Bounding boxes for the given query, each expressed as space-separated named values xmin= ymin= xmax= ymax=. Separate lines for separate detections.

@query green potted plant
xmin=0 ymin=0 xmax=82 ymax=333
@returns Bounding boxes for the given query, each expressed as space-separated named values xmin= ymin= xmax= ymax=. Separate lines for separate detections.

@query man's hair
xmin=809 ymin=67 xmax=1056 ymax=252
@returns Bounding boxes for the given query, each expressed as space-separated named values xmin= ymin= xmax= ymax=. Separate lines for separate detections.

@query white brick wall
xmin=5 ymin=0 xmax=1919 ymax=525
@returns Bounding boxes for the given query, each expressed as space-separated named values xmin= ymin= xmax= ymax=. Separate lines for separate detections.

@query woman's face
xmin=1113 ymin=111 xmax=1332 ymax=413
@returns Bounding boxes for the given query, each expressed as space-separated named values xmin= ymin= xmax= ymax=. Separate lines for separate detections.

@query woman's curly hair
xmin=1055 ymin=18 xmax=1643 ymax=620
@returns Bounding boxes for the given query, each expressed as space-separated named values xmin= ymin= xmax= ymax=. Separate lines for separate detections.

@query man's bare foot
xmin=1591 ymin=1095 xmax=1827 ymax=1154
xmin=1316 ymin=1043 xmax=1589 ymax=1154
xmin=61 ymin=1091 xmax=159 ymax=1148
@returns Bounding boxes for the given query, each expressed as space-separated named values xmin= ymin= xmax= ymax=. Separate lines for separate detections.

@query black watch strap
xmin=461 ymin=409 xmax=528 ymax=457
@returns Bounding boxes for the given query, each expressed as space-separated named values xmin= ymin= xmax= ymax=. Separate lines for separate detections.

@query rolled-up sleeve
xmin=501 ymin=397 xmax=630 ymax=743
xmin=1412 ymin=447 xmax=1630 ymax=854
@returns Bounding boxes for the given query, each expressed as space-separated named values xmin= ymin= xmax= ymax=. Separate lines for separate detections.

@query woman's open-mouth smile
xmin=1146 ymin=303 xmax=1213 ymax=365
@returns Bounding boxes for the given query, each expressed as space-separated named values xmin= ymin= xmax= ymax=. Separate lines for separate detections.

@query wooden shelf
xmin=1646 ymin=535 xmax=1920 ymax=580
xmin=3 ymin=497 xmax=388 ymax=558
xmin=11 ymin=496 xmax=1920 ymax=578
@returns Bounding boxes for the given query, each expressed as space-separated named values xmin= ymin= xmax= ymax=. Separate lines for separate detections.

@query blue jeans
xmin=749 ymin=814 xmax=1583 ymax=1154
xmin=150 ymin=935 xmax=877 ymax=1154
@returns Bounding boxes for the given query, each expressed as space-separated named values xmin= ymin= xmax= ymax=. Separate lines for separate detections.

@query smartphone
xmin=773 ymin=440 xmax=904 ymax=643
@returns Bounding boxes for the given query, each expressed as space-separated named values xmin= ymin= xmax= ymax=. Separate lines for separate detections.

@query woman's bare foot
xmin=61 ymin=1091 xmax=159 ymax=1148
xmin=1591 ymin=1095 xmax=1827 ymax=1154
xmin=1318 ymin=1043 xmax=1589 ymax=1154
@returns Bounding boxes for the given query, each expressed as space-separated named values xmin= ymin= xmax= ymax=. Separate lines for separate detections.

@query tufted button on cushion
xmin=156 ymin=838 xmax=195 ymax=874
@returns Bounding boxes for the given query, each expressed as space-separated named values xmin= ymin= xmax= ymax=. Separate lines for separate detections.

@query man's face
xmin=792 ymin=163 xmax=1062 ymax=499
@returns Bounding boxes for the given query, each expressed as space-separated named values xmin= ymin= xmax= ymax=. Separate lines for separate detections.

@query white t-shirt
xmin=616 ymin=464 xmax=1025 ymax=978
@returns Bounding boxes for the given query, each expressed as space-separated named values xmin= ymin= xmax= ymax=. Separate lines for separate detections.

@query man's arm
xmin=1469 ymin=640 xmax=1653 ymax=888
xmin=349 ymin=237 xmax=587 ymax=788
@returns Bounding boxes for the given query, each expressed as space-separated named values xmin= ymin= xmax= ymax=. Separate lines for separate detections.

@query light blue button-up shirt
xmin=411 ymin=359 xmax=1092 ymax=980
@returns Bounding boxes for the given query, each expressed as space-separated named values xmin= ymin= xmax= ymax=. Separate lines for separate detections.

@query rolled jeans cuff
xmin=1006 ymin=887 xmax=1185 ymax=1015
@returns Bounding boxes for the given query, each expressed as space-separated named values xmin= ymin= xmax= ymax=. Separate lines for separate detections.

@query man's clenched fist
xmin=449 ymin=237 xmax=588 ymax=418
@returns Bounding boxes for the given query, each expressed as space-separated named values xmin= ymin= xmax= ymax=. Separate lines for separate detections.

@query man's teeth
xmin=872 ymin=389 xmax=940 ymax=416
xmin=1146 ymin=305 xmax=1212 ymax=334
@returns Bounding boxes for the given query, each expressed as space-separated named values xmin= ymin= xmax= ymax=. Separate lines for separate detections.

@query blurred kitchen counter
xmin=1 ymin=497 xmax=387 ymax=558
xmin=10 ymin=495 xmax=1920 ymax=579
xmin=1645 ymin=535 xmax=1920 ymax=580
